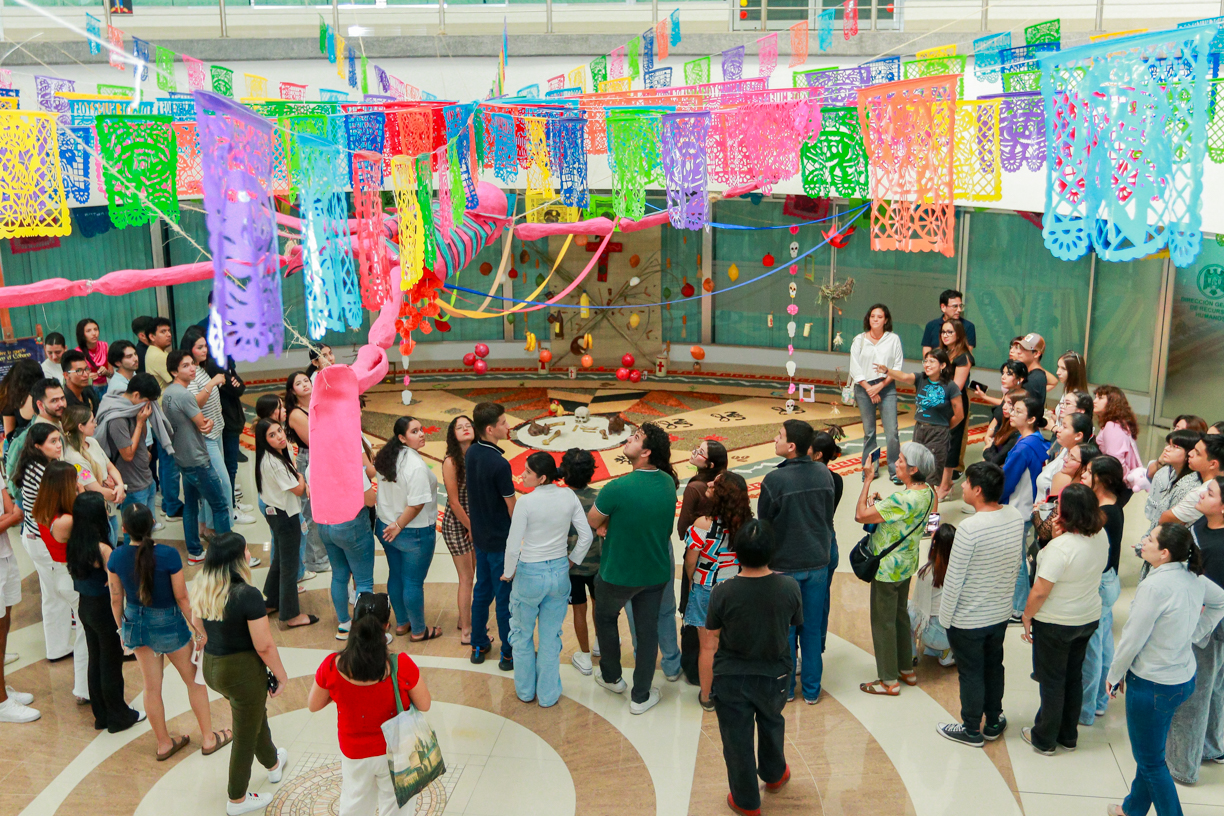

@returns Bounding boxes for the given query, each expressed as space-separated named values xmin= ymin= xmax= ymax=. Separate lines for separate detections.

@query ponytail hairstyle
xmin=525 ymin=451 xmax=560 ymax=484
xmin=640 ymin=422 xmax=679 ymax=487
xmin=254 ymin=419 xmax=298 ymax=496
xmin=810 ymin=431 xmax=842 ymax=463
xmin=1156 ymin=523 xmax=1203 ymax=575
xmin=123 ymin=503 xmax=159 ymax=607
xmin=60 ymin=404 xmax=93 ymax=455
xmin=560 ymin=448 xmax=596 ymax=490
xmin=1085 ymin=454 xmax=1127 ymax=502
xmin=374 ymin=416 xmax=416 ymax=483
xmin=1068 ymin=411 xmax=1095 ymax=445
xmin=337 ymin=592 xmax=392 ymax=682
xmin=709 ymin=471 xmax=753 ymax=544
xmin=190 ymin=532 xmax=252 ymax=621
xmin=31 ymin=460 xmax=77 ymax=527
xmin=14 ymin=423 xmax=59 ymax=490
xmin=65 ymin=491 xmax=110 ymax=582
xmin=255 ymin=394 xmax=284 ymax=422
xmin=694 ymin=440 xmax=728 ymax=483
xmin=920 ymin=522 xmax=957 ymax=588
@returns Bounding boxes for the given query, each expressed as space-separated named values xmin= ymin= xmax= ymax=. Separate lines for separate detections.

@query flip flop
xmin=859 ymin=680 xmax=900 ymax=696
xmin=201 ymin=729 xmax=234 ymax=756
xmin=395 ymin=624 xmax=412 ymax=637
xmin=156 ymin=734 xmax=191 ymax=762
xmin=410 ymin=626 xmax=443 ymax=643
xmin=286 ymin=615 xmax=320 ymax=629
xmin=459 ymin=632 xmax=471 ymax=646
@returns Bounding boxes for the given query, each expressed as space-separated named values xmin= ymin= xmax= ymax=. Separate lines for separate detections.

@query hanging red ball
xmin=616 ymin=367 xmax=630 ymax=381
xmin=480 ymin=262 xmax=493 ymax=276
xmin=462 ymin=352 xmax=476 ymax=367
xmin=740 ymin=9 xmax=747 ymax=18
xmin=681 ymin=281 xmax=695 ymax=298
xmin=538 ymin=349 xmax=553 ymax=364
xmin=474 ymin=343 xmax=490 ymax=358
xmin=629 ymin=369 xmax=642 ymax=383
xmin=509 ymin=268 xmax=518 ymax=279
xmin=762 ymin=253 xmax=775 ymax=267
xmin=621 ymin=354 xmax=635 ymax=368
xmin=473 ymin=359 xmax=488 ymax=375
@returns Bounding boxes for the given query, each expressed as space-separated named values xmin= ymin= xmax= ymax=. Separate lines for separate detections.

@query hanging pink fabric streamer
xmin=193 ymin=90 xmax=283 ymax=364
xmin=789 ymin=21 xmax=808 ymax=67
xmin=758 ymin=33 xmax=778 ymax=79
xmin=184 ymin=56 xmax=207 ymax=91
xmin=844 ymin=0 xmax=859 ymax=38
xmin=0 ymin=260 xmax=219 ymax=308
xmin=610 ymin=47 xmax=627 ymax=80
xmin=722 ymin=46 xmax=745 ymax=81
xmin=353 ymin=150 xmax=391 ymax=311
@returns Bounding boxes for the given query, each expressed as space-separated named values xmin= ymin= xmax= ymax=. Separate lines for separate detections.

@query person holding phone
xmin=1105 ymin=525 xmax=1224 ymax=816
xmin=190 ymin=532 xmax=290 ymax=816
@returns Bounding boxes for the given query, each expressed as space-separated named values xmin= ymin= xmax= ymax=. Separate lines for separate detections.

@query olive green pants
xmin=203 ymin=650 xmax=278 ymax=800
xmin=870 ymin=577 xmax=913 ymax=683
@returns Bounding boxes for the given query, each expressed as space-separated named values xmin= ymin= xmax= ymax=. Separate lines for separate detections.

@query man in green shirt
xmin=587 ymin=422 xmax=679 ymax=714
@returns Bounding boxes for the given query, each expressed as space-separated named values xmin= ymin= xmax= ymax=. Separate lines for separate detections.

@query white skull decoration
xmin=788 ymin=281 xmax=797 ymax=298
xmin=787 ymin=321 xmax=796 ymax=338
xmin=789 ymin=241 xmax=799 ymax=259
xmin=574 ymin=406 xmax=590 ymax=424
xmin=785 ymin=399 xmax=796 ymax=414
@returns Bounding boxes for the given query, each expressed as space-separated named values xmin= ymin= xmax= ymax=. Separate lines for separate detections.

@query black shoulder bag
xmin=849 ymin=491 xmax=934 ymax=583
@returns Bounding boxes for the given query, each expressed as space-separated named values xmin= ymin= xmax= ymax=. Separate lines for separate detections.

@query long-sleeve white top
xmin=1108 ymin=561 xmax=1224 ymax=687
xmin=503 ymin=483 xmax=593 ymax=579
xmin=848 ymin=331 xmax=904 ymax=386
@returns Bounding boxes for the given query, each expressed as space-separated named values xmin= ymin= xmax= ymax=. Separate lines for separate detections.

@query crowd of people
xmin=1 ymin=298 xmax=1224 ymax=816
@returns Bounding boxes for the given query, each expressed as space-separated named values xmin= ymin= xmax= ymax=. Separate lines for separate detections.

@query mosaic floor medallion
xmin=267 ymin=753 xmax=455 ymax=816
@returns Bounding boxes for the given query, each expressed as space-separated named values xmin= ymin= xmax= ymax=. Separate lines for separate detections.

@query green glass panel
xmin=1162 ymin=241 xmax=1224 ymax=419
xmin=1088 ymin=256 xmax=1163 ymax=393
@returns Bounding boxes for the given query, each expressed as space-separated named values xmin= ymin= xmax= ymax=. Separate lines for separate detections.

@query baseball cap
xmin=1018 ymin=333 xmax=1045 ymax=354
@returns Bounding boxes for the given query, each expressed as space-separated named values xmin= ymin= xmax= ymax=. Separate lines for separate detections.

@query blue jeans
xmin=855 ymin=381 xmax=900 ymax=477
xmin=782 ymin=567 xmax=829 ymax=701
xmin=509 ymin=557 xmax=570 ymax=706
xmin=202 ymin=436 xmax=233 ymax=530
xmin=378 ymin=521 xmax=435 ymax=636
xmin=472 ymin=548 xmax=512 ymax=658
xmin=1012 ymin=521 xmax=1032 ymax=618
xmin=180 ymin=463 xmax=231 ymax=557
xmin=120 ymin=484 xmax=156 ymax=545
xmin=320 ymin=511 xmax=376 ymax=625
xmin=625 ymin=563 xmax=681 ymax=678
xmin=154 ymin=439 xmax=182 ymax=516
xmin=1080 ymin=568 xmax=1121 ymax=725
xmin=1123 ymin=672 xmax=1195 ymax=816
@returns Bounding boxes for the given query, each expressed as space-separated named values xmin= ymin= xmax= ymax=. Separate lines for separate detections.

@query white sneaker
xmin=629 ymin=687 xmax=661 ymax=715
xmin=267 ymin=747 xmax=288 ymax=783
xmin=248 ymin=556 xmax=262 ymax=568
xmin=152 ymin=521 xmax=165 ymax=532
xmin=4 ymin=652 xmax=18 ymax=666
xmin=594 ymin=674 xmax=627 ymax=694
xmin=571 ymin=651 xmax=593 ymax=676
xmin=235 ymin=503 xmax=254 ymax=513
xmin=592 ymin=641 xmax=600 ymax=657
xmin=233 ymin=512 xmax=257 ymax=525
xmin=188 ymin=552 xmax=206 ymax=565
xmin=225 ymin=793 xmax=270 ymax=815
xmin=336 ymin=620 xmax=352 ymax=641
xmin=938 ymin=649 xmax=957 ymax=668
xmin=5 ymin=687 xmax=33 ymax=705
xmin=665 ymin=671 xmax=681 ymax=682
xmin=300 ymin=570 xmax=317 ymax=582
xmin=0 ymin=697 xmax=40 ymax=723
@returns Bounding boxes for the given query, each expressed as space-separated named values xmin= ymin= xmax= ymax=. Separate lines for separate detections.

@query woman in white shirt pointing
xmin=503 ymin=452 xmax=593 ymax=708
xmin=374 ymin=416 xmax=440 ymax=642
xmin=1106 ymin=524 xmax=1224 ymax=816
xmin=850 ymin=304 xmax=904 ymax=484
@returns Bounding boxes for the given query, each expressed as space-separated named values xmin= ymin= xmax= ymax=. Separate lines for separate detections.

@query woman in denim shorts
xmin=108 ymin=503 xmax=229 ymax=761
xmin=682 ymin=472 xmax=752 ymax=711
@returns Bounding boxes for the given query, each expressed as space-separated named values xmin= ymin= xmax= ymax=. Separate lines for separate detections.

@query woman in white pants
xmin=15 ymin=427 xmax=89 ymax=700
xmin=308 ymin=592 xmax=433 ymax=816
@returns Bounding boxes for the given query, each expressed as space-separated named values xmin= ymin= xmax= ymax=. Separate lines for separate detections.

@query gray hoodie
xmin=94 ymin=391 xmax=175 ymax=460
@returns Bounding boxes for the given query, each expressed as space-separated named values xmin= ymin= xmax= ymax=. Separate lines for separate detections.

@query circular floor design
xmin=266 ymin=761 xmax=445 ymax=816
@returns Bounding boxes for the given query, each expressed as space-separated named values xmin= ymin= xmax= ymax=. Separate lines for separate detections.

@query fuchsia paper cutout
xmin=353 ymin=149 xmax=392 ymax=310
xmin=280 ymin=82 xmax=307 ymax=101
xmin=844 ymin=0 xmax=859 ymax=38
xmin=184 ymin=56 xmax=207 ymax=91
xmin=610 ymin=47 xmax=627 ymax=80
xmin=758 ymin=33 xmax=778 ymax=80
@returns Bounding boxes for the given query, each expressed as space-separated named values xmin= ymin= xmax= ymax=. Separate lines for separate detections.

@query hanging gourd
xmin=728 ymin=263 xmax=739 ymax=282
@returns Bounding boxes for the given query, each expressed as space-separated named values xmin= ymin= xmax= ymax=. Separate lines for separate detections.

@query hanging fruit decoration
xmin=616 ymin=367 xmax=630 ymax=381
xmin=539 ymin=349 xmax=553 ymax=364
xmin=629 ymin=276 xmax=641 ymax=287
xmin=433 ymin=318 xmax=451 ymax=332
xmin=628 ymin=312 xmax=641 ymax=329
xmin=575 ymin=234 xmax=588 ymax=247
xmin=621 ymin=353 xmax=635 ymax=368
xmin=580 ymin=293 xmax=591 ymax=318
xmin=535 ymin=272 xmax=546 ymax=287
xmin=463 ymin=352 xmax=476 ymax=367
xmin=580 ymin=354 xmax=594 ymax=368
xmin=480 ymin=262 xmax=493 ymax=276
xmin=728 ymin=263 xmax=739 ymax=282
xmin=474 ymin=359 xmax=489 ymax=375
xmin=506 ymin=315 xmax=514 ymax=324
xmin=629 ymin=254 xmax=640 ymax=268
xmin=474 ymin=343 xmax=490 ymax=358
xmin=629 ymin=369 xmax=642 ymax=383
xmin=663 ymin=286 xmax=672 ymax=299
xmin=535 ymin=258 xmax=540 ymax=269
xmin=690 ymin=345 xmax=706 ymax=361
xmin=681 ymin=276 xmax=695 ymax=298
xmin=702 ymin=278 xmax=714 ymax=293
xmin=762 ymin=253 xmax=775 ymax=268
xmin=519 ymin=250 xmax=530 ymax=264
xmin=524 ymin=331 xmax=537 ymax=352
xmin=509 ymin=268 xmax=518 ymax=279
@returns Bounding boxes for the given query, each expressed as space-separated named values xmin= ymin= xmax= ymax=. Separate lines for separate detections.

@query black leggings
xmin=263 ymin=509 xmax=302 ymax=620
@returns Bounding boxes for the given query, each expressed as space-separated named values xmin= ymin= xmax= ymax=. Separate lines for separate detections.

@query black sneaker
xmin=237 ymin=451 xmax=249 ymax=463
xmin=1057 ymin=741 xmax=1077 ymax=752
xmin=1009 ymin=614 xmax=1024 ymax=625
xmin=498 ymin=655 xmax=514 ymax=672
xmin=165 ymin=509 xmax=183 ymax=519
xmin=470 ymin=645 xmax=491 ymax=665
xmin=983 ymin=716 xmax=1008 ymax=741
xmin=936 ymin=723 xmax=984 ymax=747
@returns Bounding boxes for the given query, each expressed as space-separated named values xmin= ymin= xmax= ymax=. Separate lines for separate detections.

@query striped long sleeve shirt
xmin=939 ymin=505 xmax=1026 ymax=629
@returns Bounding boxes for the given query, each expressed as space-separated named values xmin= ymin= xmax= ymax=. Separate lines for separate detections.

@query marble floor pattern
xmin=4 ymin=401 xmax=1224 ymax=816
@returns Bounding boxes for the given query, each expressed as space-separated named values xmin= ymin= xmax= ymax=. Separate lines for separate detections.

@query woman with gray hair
xmin=854 ymin=442 xmax=938 ymax=695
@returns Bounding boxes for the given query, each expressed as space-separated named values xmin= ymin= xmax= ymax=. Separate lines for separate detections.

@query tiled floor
xmin=4 ymin=385 xmax=1224 ymax=816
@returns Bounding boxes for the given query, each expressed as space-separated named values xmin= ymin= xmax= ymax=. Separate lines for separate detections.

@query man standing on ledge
xmin=466 ymin=402 xmax=516 ymax=672
xmin=755 ymin=419 xmax=836 ymax=705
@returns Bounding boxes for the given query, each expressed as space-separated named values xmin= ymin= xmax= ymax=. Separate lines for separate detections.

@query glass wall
xmin=1088 ymin=256 xmax=1164 ymax=394
xmin=711 ymin=198 xmax=832 ymax=350
xmin=832 ymin=208 xmax=958 ymax=357
xmin=1162 ymin=240 xmax=1224 ymax=420
xmin=964 ymin=210 xmax=1092 ymax=370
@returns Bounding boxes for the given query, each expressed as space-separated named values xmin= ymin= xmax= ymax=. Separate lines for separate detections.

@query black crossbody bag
xmin=849 ymin=491 xmax=933 ymax=583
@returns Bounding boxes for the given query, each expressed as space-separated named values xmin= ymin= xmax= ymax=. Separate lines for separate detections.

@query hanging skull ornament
xmin=788 ymin=281 xmax=797 ymax=298
xmin=789 ymin=241 xmax=799 ymax=259
xmin=787 ymin=321 xmax=796 ymax=338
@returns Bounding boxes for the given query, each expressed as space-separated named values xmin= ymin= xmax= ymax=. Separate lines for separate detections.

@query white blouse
xmin=503 ymin=483 xmax=593 ymax=579
xmin=848 ymin=331 xmax=904 ymax=386
xmin=260 ymin=455 xmax=302 ymax=516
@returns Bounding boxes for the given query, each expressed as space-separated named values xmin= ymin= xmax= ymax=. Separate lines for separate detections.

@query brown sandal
xmin=201 ymin=729 xmax=234 ymax=756
xmin=156 ymin=734 xmax=191 ymax=762
xmin=859 ymin=680 xmax=900 ymax=696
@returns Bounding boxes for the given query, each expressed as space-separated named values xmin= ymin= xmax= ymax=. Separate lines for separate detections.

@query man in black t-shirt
xmin=465 ymin=402 xmax=517 ymax=671
xmin=707 ymin=519 xmax=802 ymax=815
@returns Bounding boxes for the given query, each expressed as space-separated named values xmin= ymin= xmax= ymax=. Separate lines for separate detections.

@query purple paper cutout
xmin=35 ymin=76 xmax=75 ymax=125
xmin=982 ymin=91 xmax=1045 ymax=172
xmin=802 ymin=65 xmax=869 ymax=107
xmin=722 ymin=46 xmax=745 ymax=82
xmin=661 ymin=111 xmax=710 ymax=230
